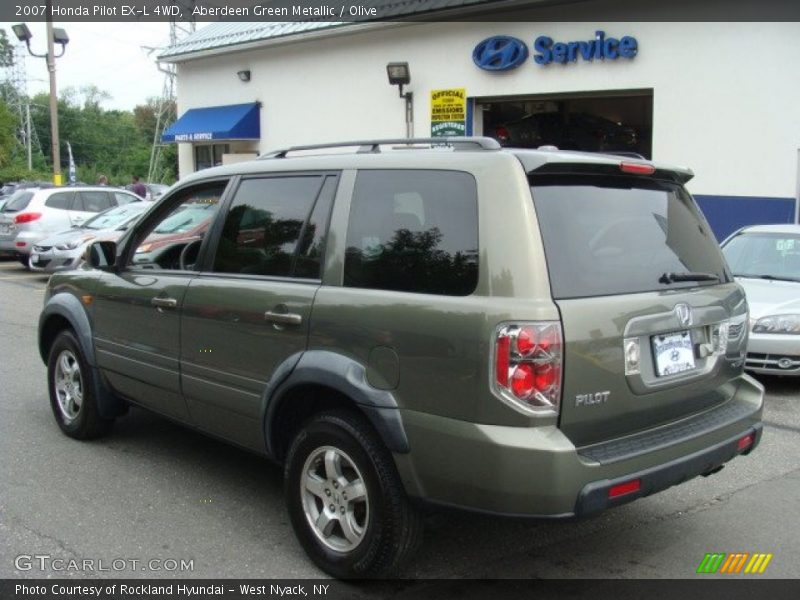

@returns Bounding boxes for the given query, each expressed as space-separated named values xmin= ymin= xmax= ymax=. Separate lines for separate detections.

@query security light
xmin=53 ymin=28 xmax=70 ymax=45
xmin=386 ymin=62 xmax=410 ymax=86
xmin=12 ymin=23 xmax=32 ymax=43
xmin=237 ymin=70 xmax=251 ymax=82
xmin=385 ymin=62 xmax=413 ymax=138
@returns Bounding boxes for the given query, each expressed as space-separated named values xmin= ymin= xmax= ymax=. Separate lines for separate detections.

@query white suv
xmin=0 ymin=186 xmax=141 ymax=266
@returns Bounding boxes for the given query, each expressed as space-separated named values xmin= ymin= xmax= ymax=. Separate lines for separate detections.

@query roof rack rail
xmin=260 ymin=136 xmax=501 ymax=159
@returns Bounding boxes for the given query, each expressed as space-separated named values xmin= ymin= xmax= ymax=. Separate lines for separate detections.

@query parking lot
xmin=0 ymin=259 xmax=798 ymax=584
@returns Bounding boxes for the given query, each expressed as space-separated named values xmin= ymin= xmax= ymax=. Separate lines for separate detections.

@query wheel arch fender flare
xmin=262 ymin=350 xmax=409 ymax=459
xmin=38 ymin=292 xmax=126 ymax=419
xmin=38 ymin=293 xmax=96 ymax=366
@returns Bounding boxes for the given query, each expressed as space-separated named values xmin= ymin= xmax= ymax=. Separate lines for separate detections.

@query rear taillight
xmin=494 ymin=322 xmax=563 ymax=415
xmin=14 ymin=212 xmax=42 ymax=224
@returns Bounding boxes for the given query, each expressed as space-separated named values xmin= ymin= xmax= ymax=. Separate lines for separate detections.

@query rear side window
xmin=344 ymin=170 xmax=478 ymax=296
xmin=77 ymin=191 xmax=113 ymax=212
xmin=531 ymin=174 xmax=730 ymax=299
xmin=45 ymin=192 xmax=75 ymax=210
xmin=114 ymin=192 xmax=138 ymax=205
xmin=212 ymin=175 xmax=329 ymax=277
xmin=3 ymin=191 xmax=34 ymax=212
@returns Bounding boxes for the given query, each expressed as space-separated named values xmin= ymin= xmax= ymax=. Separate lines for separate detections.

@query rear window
xmin=531 ymin=175 xmax=730 ymax=299
xmin=3 ymin=191 xmax=34 ymax=212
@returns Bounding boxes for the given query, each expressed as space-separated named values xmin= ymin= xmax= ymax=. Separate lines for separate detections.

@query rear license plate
xmin=652 ymin=330 xmax=695 ymax=377
xmin=0 ymin=224 xmax=10 ymax=234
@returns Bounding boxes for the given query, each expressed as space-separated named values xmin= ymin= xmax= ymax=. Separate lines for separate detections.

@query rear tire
xmin=285 ymin=410 xmax=422 ymax=578
xmin=18 ymin=256 xmax=30 ymax=270
xmin=47 ymin=330 xmax=113 ymax=439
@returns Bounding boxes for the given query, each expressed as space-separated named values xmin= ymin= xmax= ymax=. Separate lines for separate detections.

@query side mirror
xmin=88 ymin=240 xmax=118 ymax=271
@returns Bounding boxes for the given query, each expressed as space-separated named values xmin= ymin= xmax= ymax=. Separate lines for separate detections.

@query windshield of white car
xmin=722 ymin=232 xmax=800 ymax=281
xmin=83 ymin=204 xmax=148 ymax=230
xmin=153 ymin=204 xmax=216 ymax=234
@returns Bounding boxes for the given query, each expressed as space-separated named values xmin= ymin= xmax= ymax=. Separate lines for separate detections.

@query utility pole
xmin=45 ymin=1 xmax=61 ymax=185
xmin=146 ymin=5 xmax=196 ymax=183
xmin=12 ymin=0 xmax=69 ymax=184
xmin=26 ymin=103 xmax=32 ymax=170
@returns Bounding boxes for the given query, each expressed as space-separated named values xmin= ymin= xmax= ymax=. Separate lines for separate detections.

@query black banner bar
xmin=3 ymin=579 xmax=800 ymax=600
xmin=3 ymin=0 xmax=800 ymax=23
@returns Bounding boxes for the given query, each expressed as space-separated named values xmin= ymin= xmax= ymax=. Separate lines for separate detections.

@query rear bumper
xmin=0 ymin=231 xmax=44 ymax=257
xmin=575 ymin=424 xmax=761 ymax=518
xmin=395 ymin=374 xmax=763 ymax=517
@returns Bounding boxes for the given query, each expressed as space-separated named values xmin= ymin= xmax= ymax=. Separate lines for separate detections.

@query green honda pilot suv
xmin=38 ymin=138 xmax=764 ymax=578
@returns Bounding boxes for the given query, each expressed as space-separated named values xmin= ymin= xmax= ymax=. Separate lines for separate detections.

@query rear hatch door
xmin=0 ymin=191 xmax=35 ymax=243
xmin=530 ymin=170 xmax=747 ymax=447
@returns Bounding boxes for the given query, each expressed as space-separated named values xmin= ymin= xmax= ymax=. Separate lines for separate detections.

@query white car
xmin=721 ymin=223 xmax=800 ymax=375
xmin=0 ymin=186 xmax=141 ymax=267
xmin=29 ymin=202 xmax=150 ymax=274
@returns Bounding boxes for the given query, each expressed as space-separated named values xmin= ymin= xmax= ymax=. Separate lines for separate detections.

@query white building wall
xmin=174 ymin=22 xmax=800 ymax=198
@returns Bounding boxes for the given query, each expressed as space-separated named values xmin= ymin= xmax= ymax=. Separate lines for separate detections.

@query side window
xmin=212 ymin=176 xmax=328 ymax=277
xmin=44 ymin=192 xmax=75 ymax=210
xmin=114 ymin=192 xmax=138 ymax=206
xmin=130 ymin=182 xmax=227 ymax=271
xmin=78 ymin=191 xmax=114 ymax=213
xmin=344 ymin=170 xmax=479 ymax=296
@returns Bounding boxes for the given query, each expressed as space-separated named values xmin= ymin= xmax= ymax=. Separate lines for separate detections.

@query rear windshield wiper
xmin=733 ymin=273 xmax=800 ymax=283
xmin=659 ymin=272 xmax=720 ymax=284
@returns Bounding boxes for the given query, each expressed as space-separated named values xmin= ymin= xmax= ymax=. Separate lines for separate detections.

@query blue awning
xmin=161 ymin=102 xmax=260 ymax=143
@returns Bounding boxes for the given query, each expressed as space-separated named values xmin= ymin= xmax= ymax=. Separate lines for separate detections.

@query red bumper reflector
xmin=15 ymin=242 xmax=26 ymax=247
xmin=608 ymin=479 xmax=641 ymax=498
xmin=738 ymin=433 xmax=755 ymax=451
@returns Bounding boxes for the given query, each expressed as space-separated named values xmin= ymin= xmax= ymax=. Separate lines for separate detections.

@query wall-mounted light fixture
xmin=386 ymin=62 xmax=413 ymax=138
xmin=237 ymin=70 xmax=251 ymax=82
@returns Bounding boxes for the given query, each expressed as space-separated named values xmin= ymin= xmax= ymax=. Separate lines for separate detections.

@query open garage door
xmin=476 ymin=90 xmax=653 ymax=159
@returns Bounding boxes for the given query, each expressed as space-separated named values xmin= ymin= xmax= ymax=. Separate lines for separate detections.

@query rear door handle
xmin=151 ymin=297 xmax=178 ymax=309
xmin=264 ymin=311 xmax=302 ymax=326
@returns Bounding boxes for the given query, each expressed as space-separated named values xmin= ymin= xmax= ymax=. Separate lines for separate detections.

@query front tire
xmin=285 ymin=410 xmax=422 ymax=578
xmin=47 ymin=330 xmax=113 ymax=439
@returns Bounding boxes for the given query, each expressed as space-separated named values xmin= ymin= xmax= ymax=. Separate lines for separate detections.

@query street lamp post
xmin=12 ymin=2 xmax=69 ymax=185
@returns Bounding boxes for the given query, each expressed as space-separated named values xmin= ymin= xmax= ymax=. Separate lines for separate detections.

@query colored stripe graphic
xmin=698 ymin=553 xmax=773 ymax=574
xmin=697 ymin=553 xmax=726 ymax=574
xmin=744 ymin=553 xmax=773 ymax=574
xmin=719 ymin=553 xmax=749 ymax=573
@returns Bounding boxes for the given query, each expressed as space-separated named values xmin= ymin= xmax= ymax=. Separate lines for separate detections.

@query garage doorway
xmin=476 ymin=89 xmax=653 ymax=159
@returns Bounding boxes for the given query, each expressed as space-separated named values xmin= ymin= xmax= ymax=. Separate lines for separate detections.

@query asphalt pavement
xmin=0 ymin=260 xmax=798 ymax=588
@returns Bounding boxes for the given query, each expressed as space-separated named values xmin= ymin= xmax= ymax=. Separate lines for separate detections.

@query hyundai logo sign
xmin=472 ymin=36 xmax=529 ymax=71
xmin=473 ymin=31 xmax=638 ymax=71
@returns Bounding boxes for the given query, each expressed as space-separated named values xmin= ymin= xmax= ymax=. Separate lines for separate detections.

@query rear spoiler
xmin=514 ymin=152 xmax=694 ymax=185
xmin=527 ymin=161 xmax=693 ymax=185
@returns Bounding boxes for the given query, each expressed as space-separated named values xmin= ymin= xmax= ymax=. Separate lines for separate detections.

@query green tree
xmin=0 ymin=99 xmax=20 ymax=167
xmin=0 ymin=29 xmax=14 ymax=68
xmin=27 ymin=86 xmax=178 ymax=185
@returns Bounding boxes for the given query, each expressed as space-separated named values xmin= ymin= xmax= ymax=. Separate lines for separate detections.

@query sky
xmin=1 ymin=22 xmax=205 ymax=111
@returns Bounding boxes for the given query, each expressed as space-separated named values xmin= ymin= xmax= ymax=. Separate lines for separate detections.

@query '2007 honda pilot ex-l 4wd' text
xmin=38 ymin=138 xmax=763 ymax=578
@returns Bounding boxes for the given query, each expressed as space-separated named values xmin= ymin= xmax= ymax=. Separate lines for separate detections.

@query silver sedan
xmin=29 ymin=202 xmax=150 ymax=273
xmin=721 ymin=224 xmax=800 ymax=375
